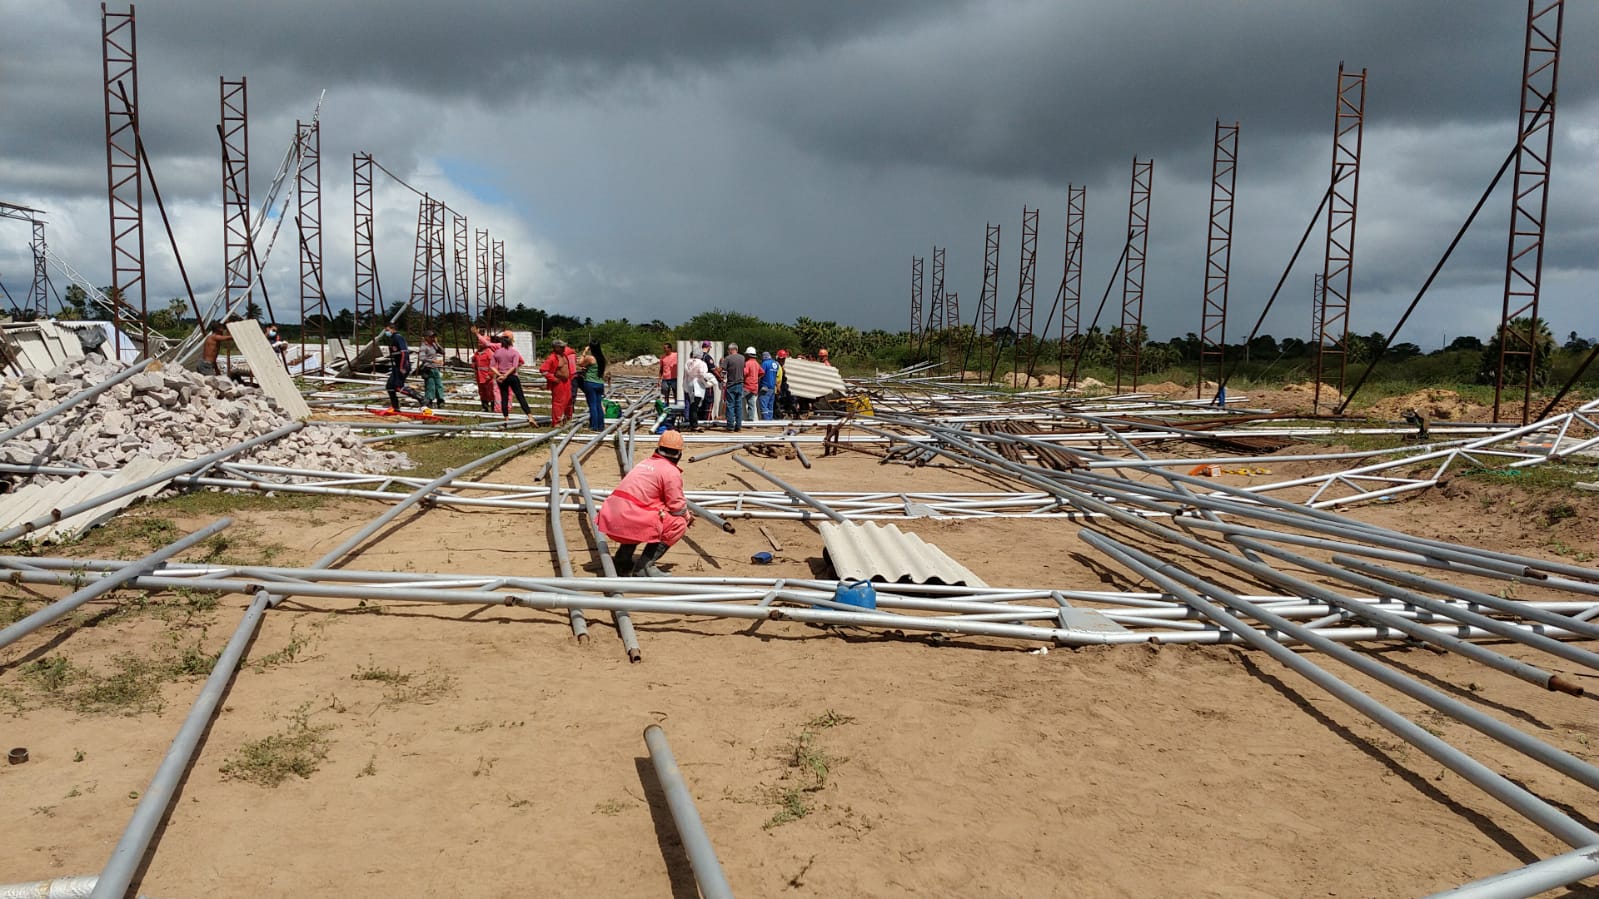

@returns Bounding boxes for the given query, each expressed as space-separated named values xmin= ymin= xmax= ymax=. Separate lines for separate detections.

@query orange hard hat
xmin=658 ymin=429 xmax=685 ymax=451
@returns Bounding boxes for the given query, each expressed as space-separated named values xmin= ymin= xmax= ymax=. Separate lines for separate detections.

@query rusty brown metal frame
xmin=1493 ymin=0 xmax=1565 ymax=426
xmin=1313 ymin=64 xmax=1366 ymax=414
xmin=29 ymin=219 xmax=49 ymax=317
xmin=451 ymin=212 xmax=469 ymax=358
xmin=1197 ymin=121 xmax=1239 ymax=398
xmin=491 ymin=239 xmax=505 ymax=324
xmin=102 ymin=3 xmax=146 ymax=358
xmin=296 ymin=119 xmax=325 ymax=368
xmin=1116 ymin=158 xmax=1153 ymax=392
xmin=474 ymin=228 xmax=490 ymax=324
xmin=352 ymin=153 xmax=379 ymax=344
xmin=1058 ymin=185 xmax=1085 ymax=384
xmin=978 ymin=223 xmax=1001 ymax=342
xmin=220 ymin=77 xmax=253 ymax=325
xmin=1013 ymin=207 xmax=1039 ymax=340
xmin=927 ymin=246 xmax=946 ymax=337
xmin=1311 ymin=273 xmax=1325 ymax=349
xmin=909 ymin=255 xmax=924 ymax=344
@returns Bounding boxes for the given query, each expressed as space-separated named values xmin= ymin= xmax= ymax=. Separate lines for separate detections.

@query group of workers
xmin=665 ymin=340 xmax=825 ymax=431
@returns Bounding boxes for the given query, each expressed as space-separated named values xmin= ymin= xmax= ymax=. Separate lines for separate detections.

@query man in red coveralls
xmin=595 ymin=429 xmax=695 ymax=577
xmin=540 ymin=338 xmax=574 ymax=424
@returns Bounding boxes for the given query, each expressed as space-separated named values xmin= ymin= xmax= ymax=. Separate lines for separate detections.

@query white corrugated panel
xmin=0 ymin=456 xmax=173 ymax=543
xmin=783 ymin=358 xmax=846 ymax=400
xmin=820 ymin=521 xmax=987 ymax=587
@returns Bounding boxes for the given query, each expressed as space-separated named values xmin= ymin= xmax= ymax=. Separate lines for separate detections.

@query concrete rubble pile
xmin=0 ymin=356 xmax=408 ymax=482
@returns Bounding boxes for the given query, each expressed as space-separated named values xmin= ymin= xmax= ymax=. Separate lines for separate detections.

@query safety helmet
xmin=658 ymin=429 xmax=685 ymax=451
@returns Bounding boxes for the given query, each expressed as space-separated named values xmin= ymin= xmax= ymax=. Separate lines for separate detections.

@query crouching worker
xmin=595 ymin=429 xmax=694 ymax=577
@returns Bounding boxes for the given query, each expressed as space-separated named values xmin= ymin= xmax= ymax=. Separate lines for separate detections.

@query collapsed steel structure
xmin=0 ymin=358 xmax=1596 ymax=894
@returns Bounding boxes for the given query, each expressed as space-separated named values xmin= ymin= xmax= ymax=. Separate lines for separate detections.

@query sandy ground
xmin=0 ymin=433 xmax=1597 ymax=897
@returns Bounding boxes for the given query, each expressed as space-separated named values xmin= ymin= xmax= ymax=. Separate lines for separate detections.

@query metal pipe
xmin=1058 ymin=496 xmax=1599 ymax=795
xmin=90 ymin=590 xmax=276 ymax=899
xmin=312 ymin=427 xmax=562 ymax=569
xmin=642 ymin=724 xmax=734 ymax=899
xmin=1424 ymin=845 xmax=1599 ymax=899
xmin=1080 ymin=530 xmax=1599 ymax=850
xmin=545 ymin=440 xmax=587 ymax=643
xmin=571 ymin=458 xmax=641 ymax=661
xmin=0 ymin=517 xmax=232 ymax=650
xmin=0 ymin=422 xmax=303 ymax=545
xmin=0 ymin=358 xmax=154 ymax=447
xmin=732 ymin=456 xmax=845 ymax=523
xmin=0 ymin=875 xmax=103 ymax=899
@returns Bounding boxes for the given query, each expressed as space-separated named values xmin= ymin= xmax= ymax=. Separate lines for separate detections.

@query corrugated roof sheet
xmin=227 ymin=321 xmax=311 ymax=419
xmin=820 ymin=521 xmax=987 ymax=587
xmin=783 ymin=358 xmax=846 ymax=400
xmin=0 ymin=456 xmax=171 ymax=543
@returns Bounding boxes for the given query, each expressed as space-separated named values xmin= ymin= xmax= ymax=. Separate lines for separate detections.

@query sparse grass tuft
xmin=146 ymin=489 xmax=331 ymax=516
xmin=593 ymin=798 xmax=627 ymax=816
xmin=763 ymin=709 xmax=853 ymax=829
xmin=351 ymin=660 xmax=456 ymax=706
xmin=220 ymin=703 xmax=335 ymax=787
xmin=764 ymin=788 xmax=810 ymax=829
xmin=357 ymin=754 xmax=378 ymax=778
xmin=250 ymin=619 xmax=327 ymax=672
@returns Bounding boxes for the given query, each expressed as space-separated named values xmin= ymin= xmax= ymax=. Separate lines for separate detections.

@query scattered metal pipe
xmin=0 ymin=875 xmax=104 ymax=899
xmin=642 ymin=724 xmax=735 ymax=899
xmin=1425 ymin=845 xmax=1599 ymax=899
xmin=312 ymin=427 xmax=562 ymax=569
xmin=0 ymin=517 xmax=231 ymax=650
xmin=732 ymin=456 xmax=845 ymax=523
xmin=570 ymin=458 xmax=641 ymax=662
xmin=1081 ymin=530 xmax=1599 ymax=850
xmin=545 ymin=440 xmax=587 ymax=643
xmin=90 ymin=590 xmax=277 ymax=899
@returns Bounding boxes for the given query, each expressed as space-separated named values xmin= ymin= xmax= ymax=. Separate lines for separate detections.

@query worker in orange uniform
xmin=540 ymin=338 xmax=574 ymax=425
xmin=595 ymin=429 xmax=695 ymax=577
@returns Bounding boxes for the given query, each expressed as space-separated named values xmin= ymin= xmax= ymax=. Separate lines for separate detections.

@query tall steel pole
xmin=1198 ymin=121 xmax=1239 ymax=398
xmin=1313 ymin=64 xmax=1366 ymax=414
xmin=101 ymin=3 xmax=146 ymax=358
xmin=1116 ymin=159 xmax=1153 ymax=392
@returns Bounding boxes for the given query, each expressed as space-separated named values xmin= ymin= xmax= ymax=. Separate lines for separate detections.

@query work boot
xmin=631 ymin=543 xmax=668 ymax=578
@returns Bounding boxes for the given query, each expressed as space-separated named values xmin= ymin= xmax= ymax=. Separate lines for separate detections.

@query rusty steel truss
xmin=1013 ymin=207 xmax=1039 ymax=340
xmin=978 ymin=223 xmax=1001 ymax=344
xmin=909 ymin=255 xmax=924 ymax=344
xmin=352 ymin=153 xmax=379 ymax=342
xmin=1062 ymin=186 xmax=1084 ymax=346
xmin=101 ymin=3 xmax=146 ymax=357
xmin=475 ymin=228 xmax=491 ymax=324
xmin=451 ymin=212 xmax=469 ymax=357
xmin=296 ymin=119 xmax=326 ymax=366
xmin=1116 ymin=159 xmax=1153 ymax=392
xmin=220 ymin=77 xmax=253 ymax=325
xmin=1313 ymin=64 xmax=1366 ymax=414
xmin=1198 ymin=121 xmax=1239 ymax=399
xmin=927 ymin=246 xmax=947 ymax=336
xmin=1493 ymin=0 xmax=1565 ymax=426
xmin=491 ymin=239 xmax=505 ymax=320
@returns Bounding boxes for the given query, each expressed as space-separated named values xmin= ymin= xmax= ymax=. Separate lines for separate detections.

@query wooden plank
xmin=227 ymin=321 xmax=311 ymax=419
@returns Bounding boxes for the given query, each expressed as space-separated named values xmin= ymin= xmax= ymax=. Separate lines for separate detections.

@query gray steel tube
xmin=570 ymin=458 xmax=640 ymax=661
xmin=1424 ymin=845 xmax=1599 ymax=899
xmin=0 ymin=422 xmax=303 ymax=546
xmin=0 ymin=517 xmax=232 ymax=650
xmin=642 ymin=724 xmax=735 ymax=899
xmin=0 ymin=358 xmax=154 ymax=447
xmin=0 ymin=875 xmax=103 ymax=899
xmin=1080 ymin=530 xmax=1599 ymax=850
xmin=312 ymin=427 xmax=562 ymax=569
xmin=545 ymin=440 xmax=587 ymax=642
xmin=732 ymin=456 xmax=845 ymax=523
xmin=90 ymin=590 xmax=275 ymax=899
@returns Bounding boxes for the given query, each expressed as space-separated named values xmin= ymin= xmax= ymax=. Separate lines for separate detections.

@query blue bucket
xmin=832 ymin=579 xmax=877 ymax=610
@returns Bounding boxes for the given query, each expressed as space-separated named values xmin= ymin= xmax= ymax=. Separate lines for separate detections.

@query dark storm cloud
xmin=1 ymin=0 xmax=1596 ymax=346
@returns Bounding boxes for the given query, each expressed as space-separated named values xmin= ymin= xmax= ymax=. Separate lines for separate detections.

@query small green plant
xmin=251 ymin=621 xmax=324 ymax=672
xmin=352 ymin=662 xmax=410 ymax=684
xmin=32 ymin=805 xmax=55 ymax=817
xmin=64 ymin=787 xmax=81 ymax=798
xmin=506 ymin=794 xmax=533 ymax=810
xmin=220 ymin=703 xmax=335 ymax=787
xmin=473 ymin=755 xmax=496 ymax=778
xmin=72 ymin=749 xmax=85 ymax=763
xmin=593 ymin=799 xmax=627 ymax=816
xmin=357 ymin=754 xmax=377 ymax=778
xmin=764 ymin=788 xmax=810 ymax=829
xmin=763 ymin=710 xmax=854 ymax=829
xmin=24 ymin=656 xmax=79 ymax=693
xmin=351 ymin=661 xmax=455 ymax=706
xmin=0 ymin=597 xmax=31 ymax=628
xmin=1545 ymin=502 xmax=1577 ymax=525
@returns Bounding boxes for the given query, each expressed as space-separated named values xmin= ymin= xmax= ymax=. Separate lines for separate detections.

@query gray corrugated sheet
xmin=0 ymin=456 xmax=171 ymax=543
xmin=228 ymin=321 xmax=311 ymax=419
xmin=783 ymin=358 xmax=847 ymax=400
xmin=820 ymin=521 xmax=987 ymax=587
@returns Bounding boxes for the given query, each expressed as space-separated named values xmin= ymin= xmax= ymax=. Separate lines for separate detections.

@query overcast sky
xmin=1 ymin=0 xmax=1595 ymax=346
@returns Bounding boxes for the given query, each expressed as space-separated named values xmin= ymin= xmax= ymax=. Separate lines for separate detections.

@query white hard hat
xmin=745 ymin=346 xmax=756 ymax=355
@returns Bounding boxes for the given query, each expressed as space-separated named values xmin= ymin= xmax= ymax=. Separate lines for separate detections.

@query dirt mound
xmin=1136 ymin=380 xmax=1188 ymax=396
xmin=1365 ymin=389 xmax=1488 ymax=422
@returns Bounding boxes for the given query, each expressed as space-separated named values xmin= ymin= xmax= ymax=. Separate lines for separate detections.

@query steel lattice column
xmin=475 ymin=228 xmax=490 ymax=324
xmin=220 ymin=77 xmax=252 ymax=323
xmin=1494 ymin=0 xmax=1565 ymax=425
xmin=978 ymin=224 xmax=1000 ymax=341
xmin=1062 ymin=186 xmax=1084 ymax=343
xmin=1013 ymin=207 xmax=1039 ymax=339
xmin=909 ymin=256 xmax=924 ymax=343
xmin=944 ymin=291 xmax=959 ymax=334
xmin=352 ymin=153 xmax=378 ymax=342
xmin=1313 ymin=64 xmax=1366 ymax=414
xmin=29 ymin=219 xmax=49 ymax=316
xmin=450 ymin=212 xmax=469 ymax=357
xmin=102 ymin=3 xmax=146 ymax=357
xmin=491 ymin=239 xmax=505 ymax=322
xmin=1311 ymin=274 xmax=1325 ymax=349
xmin=928 ymin=246 xmax=946 ymax=334
xmin=296 ymin=119 xmax=324 ymax=367
xmin=1198 ymin=121 xmax=1239 ymax=398
xmin=1117 ymin=158 xmax=1153 ymax=391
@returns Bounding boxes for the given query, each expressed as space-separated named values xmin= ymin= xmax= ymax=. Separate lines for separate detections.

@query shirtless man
xmin=198 ymin=322 xmax=230 ymax=376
